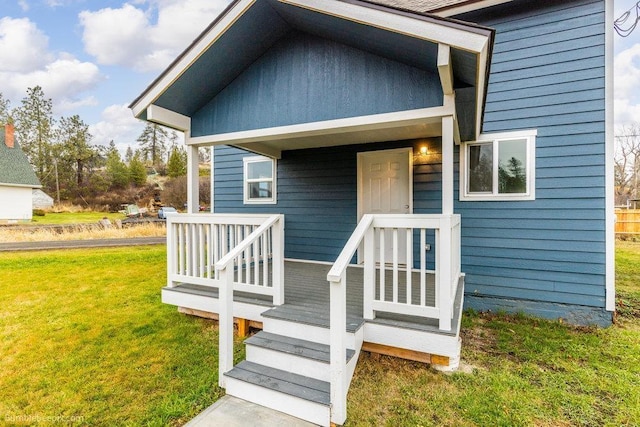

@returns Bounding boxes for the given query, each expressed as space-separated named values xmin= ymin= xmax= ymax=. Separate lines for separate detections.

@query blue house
xmin=130 ymin=0 xmax=614 ymax=424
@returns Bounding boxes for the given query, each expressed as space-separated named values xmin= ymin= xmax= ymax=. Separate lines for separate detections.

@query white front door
xmin=358 ymin=148 xmax=412 ymax=264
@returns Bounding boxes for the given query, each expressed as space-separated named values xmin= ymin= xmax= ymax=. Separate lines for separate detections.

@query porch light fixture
xmin=420 ymin=145 xmax=428 ymax=155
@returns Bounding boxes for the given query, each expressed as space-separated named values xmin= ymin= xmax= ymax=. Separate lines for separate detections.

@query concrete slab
xmin=185 ymin=395 xmax=318 ymax=427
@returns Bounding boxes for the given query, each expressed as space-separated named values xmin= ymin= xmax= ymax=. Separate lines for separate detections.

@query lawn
xmin=30 ymin=211 xmax=124 ymax=224
xmin=0 ymin=243 xmax=638 ymax=426
xmin=0 ymin=246 xmax=239 ymax=426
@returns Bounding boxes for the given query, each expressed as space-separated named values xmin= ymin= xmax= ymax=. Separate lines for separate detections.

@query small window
xmin=243 ymin=156 xmax=276 ymax=204
xmin=461 ymin=130 xmax=536 ymax=201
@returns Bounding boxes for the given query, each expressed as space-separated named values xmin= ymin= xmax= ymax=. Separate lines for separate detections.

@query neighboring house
xmin=130 ymin=0 xmax=614 ymax=424
xmin=0 ymin=124 xmax=41 ymax=222
xmin=32 ymin=189 xmax=54 ymax=210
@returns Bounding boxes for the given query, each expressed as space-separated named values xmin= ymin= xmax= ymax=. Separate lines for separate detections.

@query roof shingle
xmin=0 ymin=125 xmax=41 ymax=188
xmin=362 ymin=0 xmax=490 ymax=14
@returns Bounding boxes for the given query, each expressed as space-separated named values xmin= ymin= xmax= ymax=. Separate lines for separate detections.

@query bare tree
xmin=0 ymin=92 xmax=10 ymax=124
xmin=615 ymin=123 xmax=640 ymax=206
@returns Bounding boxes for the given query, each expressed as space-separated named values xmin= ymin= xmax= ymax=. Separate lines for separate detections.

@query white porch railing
xmin=326 ymin=214 xmax=461 ymax=424
xmin=165 ymin=213 xmax=285 ymax=387
xmin=166 ymin=213 xmax=284 ymax=303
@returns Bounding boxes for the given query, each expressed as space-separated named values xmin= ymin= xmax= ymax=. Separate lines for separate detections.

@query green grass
xmin=345 ymin=243 xmax=640 ymax=426
xmin=30 ymin=211 xmax=123 ymax=224
xmin=1 ymin=243 xmax=639 ymax=426
xmin=615 ymin=241 xmax=640 ymax=319
xmin=0 ymin=246 xmax=242 ymax=426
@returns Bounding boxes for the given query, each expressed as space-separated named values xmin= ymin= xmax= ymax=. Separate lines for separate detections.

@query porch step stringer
xmin=224 ymin=316 xmax=364 ymax=426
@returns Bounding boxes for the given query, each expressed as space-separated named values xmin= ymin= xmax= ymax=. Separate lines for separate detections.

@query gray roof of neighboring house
xmin=362 ymin=0 xmax=498 ymax=14
xmin=0 ymin=130 xmax=41 ymax=187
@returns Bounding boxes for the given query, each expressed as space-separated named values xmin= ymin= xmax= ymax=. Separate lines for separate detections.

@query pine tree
xmin=125 ymin=146 xmax=134 ymax=164
xmin=56 ymin=115 xmax=95 ymax=187
xmin=13 ymin=86 xmax=55 ymax=178
xmin=129 ymin=154 xmax=147 ymax=186
xmin=166 ymin=146 xmax=187 ymax=178
xmin=137 ymin=123 xmax=169 ymax=167
xmin=105 ymin=143 xmax=129 ymax=189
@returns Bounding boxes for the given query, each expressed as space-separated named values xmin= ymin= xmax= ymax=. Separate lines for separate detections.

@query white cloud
xmin=18 ymin=1 xmax=29 ymax=12
xmin=79 ymin=4 xmax=150 ymax=70
xmin=0 ymin=17 xmax=103 ymax=115
xmin=0 ymin=17 xmax=52 ymax=72
xmin=89 ymin=104 xmax=147 ymax=151
xmin=90 ymin=103 xmax=185 ymax=154
xmin=1 ymin=57 xmax=102 ymax=115
xmin=79 ymin=0 xmax=230 ymax=72
xmin=614 ymin=42 xmax=640 ymax=126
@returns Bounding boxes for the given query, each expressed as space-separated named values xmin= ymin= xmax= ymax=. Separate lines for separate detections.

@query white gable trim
xmin=147 ymin=105 xmax=191 ymax=131
xmin=280 ymin=0 xmax=489 ymax=53
xmin=130 ymin=0 xmax=256 ymax=118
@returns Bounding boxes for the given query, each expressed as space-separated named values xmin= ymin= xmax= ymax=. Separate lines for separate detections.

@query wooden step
xmin=244 ymin=331 xmax=356 ymax=382
xmin=246 ymin=331 xmax=355 ymax=363
xmin=224 ymin=361 xmax=330 ymax=425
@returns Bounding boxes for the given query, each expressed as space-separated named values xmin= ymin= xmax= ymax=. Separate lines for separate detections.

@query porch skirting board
xmin=162 ymin=287 xmax=271 ymax=323
xmin=464 ymin=295 xmax=613 ymax=327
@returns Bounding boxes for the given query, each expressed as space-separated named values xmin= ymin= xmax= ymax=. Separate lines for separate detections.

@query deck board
xmin=166 ymin=260 xmax=450 ymax=332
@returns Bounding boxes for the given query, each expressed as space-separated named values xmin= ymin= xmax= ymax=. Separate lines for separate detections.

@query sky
xmin=0 ymin=0 xmax=638 ymax=154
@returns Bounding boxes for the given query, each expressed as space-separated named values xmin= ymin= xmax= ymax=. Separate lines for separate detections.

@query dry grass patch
xmin=0 ymin=222 xmax=166 ymax=242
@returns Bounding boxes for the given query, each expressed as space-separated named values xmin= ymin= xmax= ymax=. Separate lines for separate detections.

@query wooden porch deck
xmin=164 ymin=260 xmax=462 ymax=336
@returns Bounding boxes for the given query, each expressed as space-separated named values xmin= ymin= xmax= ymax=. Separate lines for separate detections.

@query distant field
xmin=30 ymin=211 xmax=124 ymax=224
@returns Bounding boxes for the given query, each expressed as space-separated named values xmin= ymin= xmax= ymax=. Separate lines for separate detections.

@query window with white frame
xmin=243 ymin=156 xmax=276 ymax=204
xmin=460 ymin=130 xmax=536 ymax=201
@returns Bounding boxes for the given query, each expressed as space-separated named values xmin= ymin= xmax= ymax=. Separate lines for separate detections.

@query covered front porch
xmin=128 ymin=1 xmax=494 ymax=424
xmin=163 ymin=212 xmax=463 ymax=425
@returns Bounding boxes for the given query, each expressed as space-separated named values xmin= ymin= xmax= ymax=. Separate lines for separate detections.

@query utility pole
xmin=53 ymin=157 xmax=60 ymax=205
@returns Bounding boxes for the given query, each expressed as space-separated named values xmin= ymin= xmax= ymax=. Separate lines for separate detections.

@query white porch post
xmin=442 ymin=115 xmax=454 ymax=215
xmin=186 ymin=141 xmax=199 ymax=214
xmin=214 ymin=146 xmax=216 ymax=213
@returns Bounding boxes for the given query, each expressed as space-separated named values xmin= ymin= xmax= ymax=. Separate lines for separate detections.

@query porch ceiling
xmin=130 ymin=0 xmax=494 ymax=146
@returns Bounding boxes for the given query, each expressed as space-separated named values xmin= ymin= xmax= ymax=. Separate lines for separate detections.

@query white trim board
xmin=604 ymin=0 xmax=615 ymax=312
xmin=278 ymin=0 xmax=489 ymax=53
xmin=130 ymin=0 xmax=255 ymax=118
xmin=188 ymin=106 xmax=455 ymax=157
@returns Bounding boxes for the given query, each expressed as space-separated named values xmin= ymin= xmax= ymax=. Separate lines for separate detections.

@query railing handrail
xmin=215 ymin=214 xmax=283 ymax=271
xmin=167 ymin=212 xmax=276 ymax=226
xmin=327 ymin=214 xmax=374 ymax=283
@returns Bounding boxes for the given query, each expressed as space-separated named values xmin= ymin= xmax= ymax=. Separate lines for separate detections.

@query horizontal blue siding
xmin=210 ymin=0 xmax=608 ymax=323
xmin=215 ymin=141 xmax=413 ymax=262
xmin=192 ymin=31 xmax=441 ymax=137
xmin=455 ymin=0 xmax=607 ymax=315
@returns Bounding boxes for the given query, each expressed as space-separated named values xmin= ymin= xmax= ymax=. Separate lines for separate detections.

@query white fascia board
xmin=147 ymin=105 xmax=191 ymax=131
xmin=188 ymin=105 xmax=454 ymax=147
xmin=279 ymin=0 xmax=488 ymax=53
xmin=433 ymin=0 xmax=514 ymax=17
xmin=130 ymin=0 xmax=256 ymax=118
xmin=475 ymin=43 xmax=489 ymax=140
xmin=437 ymin=44 xmax=454 ymax=95
xmin=605 ymin=0 xmax=615 ymax=312
xmin=0 ymin=183 xmax=42 ymax=189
